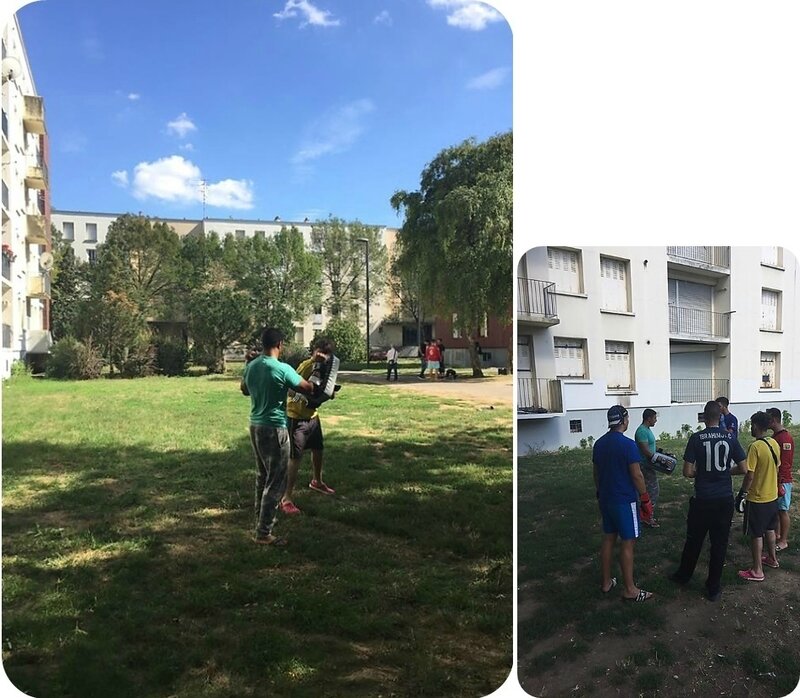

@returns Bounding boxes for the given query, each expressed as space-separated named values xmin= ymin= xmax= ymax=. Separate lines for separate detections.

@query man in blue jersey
xmin=593 ymin=405 xmax=654 ymax=602
xmin=241 ymin=327 xmax=316 ymax=546
xmin=669 ymin=401 xmax=747 ymax=601
xmin=716 ymin=396 xmax=739 ymax=438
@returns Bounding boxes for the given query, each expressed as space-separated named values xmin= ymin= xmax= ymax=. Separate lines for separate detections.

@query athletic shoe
xmin=280 ymin=501 xmax=301 ymax=515
xmin=309 ymin=480 xmax=335 ymax=495
xmin=254 ymin=534 xmax=287 ymax=546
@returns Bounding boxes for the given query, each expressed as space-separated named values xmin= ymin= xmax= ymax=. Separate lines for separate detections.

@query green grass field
xmin=518 ymin=429 xmax=800 ymax=697
xmin=2 ymin=372 xmax=512 ymax=697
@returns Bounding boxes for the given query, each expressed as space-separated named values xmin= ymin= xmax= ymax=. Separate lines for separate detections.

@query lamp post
xmin=355 ymin=237 xmax=370 ymax=364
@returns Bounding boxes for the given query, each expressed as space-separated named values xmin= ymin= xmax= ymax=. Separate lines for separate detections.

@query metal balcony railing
xmin=1 ymin=109 xmax=7 ymax=139
xmin=1 ymin=181 xmax=8 ymax=209
xmin=667 ymin=246 xmax=730 ymax=269
xmin=2 ymin=254 xmax=10 ymax=280
xmin=671 ymin=378 xmax=730 ymax=404
xmin=2 ymin=323 xmax=11 ymax=349
xmin=517 ymin=278 xmax=558 ymax=317
xmin=669 ymin=305 xmax=729 ymax=339
xmin=517 ymin=377 xmax=563 ymax=414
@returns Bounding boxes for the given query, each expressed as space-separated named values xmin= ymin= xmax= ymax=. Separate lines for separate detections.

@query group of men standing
xmin=240 ymin=328 xmax=336 ymax=546
xmin=594 ymin=397 xmax=794 ymax=602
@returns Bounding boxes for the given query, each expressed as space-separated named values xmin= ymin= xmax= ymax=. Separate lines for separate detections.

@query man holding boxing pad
xmin=593 ymin=405 xmax=654 ymax=602
xmin=669 ymin=400 xmax=747 ymax=601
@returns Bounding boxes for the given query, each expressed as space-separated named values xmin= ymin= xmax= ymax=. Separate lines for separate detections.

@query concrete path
xmin=337 ymin=371 xmax=513 ymax=406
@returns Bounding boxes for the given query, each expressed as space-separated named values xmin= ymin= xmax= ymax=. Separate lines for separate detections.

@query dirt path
xmin=337 ymin=371 xmax=513 ymax=406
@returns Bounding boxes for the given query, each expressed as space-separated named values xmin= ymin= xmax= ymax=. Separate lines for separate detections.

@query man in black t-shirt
xmin=669 ymin=400 xmax=747 ymax=601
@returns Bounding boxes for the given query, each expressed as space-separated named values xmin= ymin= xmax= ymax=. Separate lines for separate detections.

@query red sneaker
xmin=309 ymin=480 xmax=335 ymax=495
xmin=280 ymin=501 xmax=301 ymax=515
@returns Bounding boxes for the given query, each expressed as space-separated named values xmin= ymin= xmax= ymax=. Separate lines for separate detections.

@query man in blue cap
xmin=593 ymin=405 xmax=654 ymax=602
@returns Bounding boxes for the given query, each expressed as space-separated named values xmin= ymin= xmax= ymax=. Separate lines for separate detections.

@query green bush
xmin=281 ymin=342 xmax=310 ymax=369
xmin=120 ymin=338 xmax=157 ymax=378
xmin=783 ymin=410 xmax=793 ymax=428
xmin=46 ymin=336 xmax=104 ymax=380
xmin=10 ymin=360 xmax=31 ymax=378
xmin=156 ymin=339 xmax=190 ymax=376
xmin=320 ymin=318 xmax=365 ymax=363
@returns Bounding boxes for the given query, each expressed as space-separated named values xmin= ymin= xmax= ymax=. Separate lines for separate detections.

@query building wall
xmin=518 ymin=245 xmax=800 ymax=451
xmin=1 ymin=14 xmax=51 ymax=379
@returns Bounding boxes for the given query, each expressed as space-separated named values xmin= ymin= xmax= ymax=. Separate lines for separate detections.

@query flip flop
xmin=601 ymin=577 xmax=617 ymax=594
xmin=776 ymin=543 xmax=789 ymax=552
xmin=737 ymin=569 xmax=765 ymax=582
xmin=761 ymin=555 xmax=780 ymax=569
xmin=622 ymin=589 xmax=653 ymax=602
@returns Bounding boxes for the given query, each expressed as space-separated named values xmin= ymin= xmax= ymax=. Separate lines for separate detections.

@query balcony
xmin=669 ymin=306 xmax=730 ymax=341
xmin=517 ymin=277 xmax=559 ymax=326
xmin=2 ymin=323 xmax=11 ymax=349
xmin=667 ymin=246 xmax=730 ymax=275
xmin=1 ymin=109 xmax=8 ymax=153
xmin=23 ymin=95 xmax=46 ymax=135
xmin=2 ymin=181 xmax=8 ymax=210
xmin=2 ymin=253 xmax=10 ymax=282
xmin=25 ymin=161 xmax=48 ymax=190
xmin=26 ymin=213 xmax=48 ymax=245
xmin=517 ymin=377 xmax=563 ymax=415
xmin=27 ymin=273 xmax=51 ymax=299
xmin=671 ymin=378 xmax=730 ymax=404
xmin=26 ymin=329 xmax=53 ymax=354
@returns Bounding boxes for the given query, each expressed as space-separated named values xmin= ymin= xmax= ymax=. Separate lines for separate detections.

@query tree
xmin=321 ymin=317 xmax=366 ymax=363
xmin=49 ymin=225 xmax=88 ymax=341
xmin=391 ymin=132 xmax=513 ymax=376
xmin=187 ymin=288 xmax=252 ymax=373
xmin=384 ymin=252 xmax=423 ymax=340
xmin=310 ymin=217 xmax=387 ymax=321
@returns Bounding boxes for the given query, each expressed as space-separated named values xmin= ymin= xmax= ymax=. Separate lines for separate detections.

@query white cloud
xmin=166 ymin=113 xmax=197 ymax=138
xmin=111 ymin=170 xmax=129 ymax=187
xmin=127 ymin=93 xmax=141 ymax=101
xmin=291 ymin=98 xmax=375 ymax=165
xmin=274 ymin=0 xmax=340 ymax=27
xmin=466 ymin=66 xmax=510 ymax=90
xmin=180 ymin=143 xmax=195 ymax=151
xmin=426 ymin=0 xmax=503 ymax=31
xmin=129 ymin=155 xmax=254 ymax=210
xmin=374 ymin=10 xmax=392 ymax=26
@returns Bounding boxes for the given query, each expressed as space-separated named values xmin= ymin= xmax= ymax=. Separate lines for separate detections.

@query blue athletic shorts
xmin=600 ymin=500 xmax=640 ymax=540
xmin=778 ymin=482 xmax=793 ymax=512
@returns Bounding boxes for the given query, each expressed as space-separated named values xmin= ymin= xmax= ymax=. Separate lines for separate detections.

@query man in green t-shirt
xmin=635 ymin=409 xmax=661 ymax=527
xmin=241 ymin=327 xmax=315 ymax=545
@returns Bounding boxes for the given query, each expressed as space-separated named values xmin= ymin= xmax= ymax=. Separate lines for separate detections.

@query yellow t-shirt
xmin=286 ymin=357 xmax=318 ymax=421
xmin=746 ymin=437 xmax=780 ymax=503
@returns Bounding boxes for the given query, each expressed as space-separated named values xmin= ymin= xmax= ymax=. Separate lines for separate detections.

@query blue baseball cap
xmin=607 ymin=405 xmax=628 ymax=427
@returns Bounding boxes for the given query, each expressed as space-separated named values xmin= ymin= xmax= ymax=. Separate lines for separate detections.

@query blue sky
xmin=16 ymin=0 xmax=512 ymax=226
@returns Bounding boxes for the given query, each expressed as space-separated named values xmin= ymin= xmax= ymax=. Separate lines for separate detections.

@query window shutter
xmin=761 ymin=289 xmax=778 ymax=330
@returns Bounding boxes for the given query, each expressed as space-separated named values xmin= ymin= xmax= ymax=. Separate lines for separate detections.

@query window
xmin=452 ymin=313 xmax=461 ymax=339
xmin=62 ymin=221 xmax=74 ymax=240
xmin=569 ymin=420 xmax=583 ymax=433
xmin=761 ymin=247 xmax=783 ymax=267
xmin=255 ymin=230 xmax=266 ymax=239
xmin=87 ymin=248 xmax=96 ymax=264
xmin=760 ymin=289 xmax=781 ymax=331
xmin=554 ymin=338 xmax=587 ymax=378
xmin=605 ymin=341 xmax=633 ymax=391
xmin=761 ymin=352 xmax=779 ymax=389
xmin=235 ymin=229 xmax=246 ymax=239
xmin=547 ymin=247 xmax=583 ymax=293
xmin=85 ymin=222 xmax=97 ymax=242
xmin=600 ymin=256 xmax=630 ymax=312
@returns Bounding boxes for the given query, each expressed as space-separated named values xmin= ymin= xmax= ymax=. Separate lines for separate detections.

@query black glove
xmin=735 ymin=488 xmax=747 ymax=514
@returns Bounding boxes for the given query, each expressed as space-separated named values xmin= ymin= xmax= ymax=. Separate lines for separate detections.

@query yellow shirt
xmin=286 ymin=357 xmax=318 ymax=421
xmin=746 ymin=437 xmax=780 ymax=503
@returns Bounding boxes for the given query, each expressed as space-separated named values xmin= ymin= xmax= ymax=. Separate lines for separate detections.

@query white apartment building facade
xmin=51 ymin=210 xmax=399 ymax=350
xmin=1 ymin=15 xmax=52 ymax=379
xmin=518 ymin=246 xmax=800 ymax=453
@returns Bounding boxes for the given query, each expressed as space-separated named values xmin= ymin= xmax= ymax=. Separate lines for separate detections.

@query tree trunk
xmin=467 ymin=332 xmax=484 ymax=378
xmin=507 ymin=330 xmax=514 ymax=373
xmin=207 ymin=348 xmax=226 ymax=374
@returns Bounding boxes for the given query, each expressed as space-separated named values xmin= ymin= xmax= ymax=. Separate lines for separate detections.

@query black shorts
xmin=288 ymin=416 xmax=323 ymax=459
xmin=743 ymin=499 xmax=779 ymax=537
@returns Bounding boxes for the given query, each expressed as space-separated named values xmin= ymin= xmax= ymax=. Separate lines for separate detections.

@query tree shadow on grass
xmin=2 ymin=426 xmax=511 ymax=698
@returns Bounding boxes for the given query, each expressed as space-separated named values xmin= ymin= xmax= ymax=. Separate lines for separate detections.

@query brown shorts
xmin=288 ymin=416 xmax=323 ymax=459
xmin=743 ymin=499 xmax=779 ymax=538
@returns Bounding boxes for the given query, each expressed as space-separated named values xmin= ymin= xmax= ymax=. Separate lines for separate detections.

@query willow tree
xmin=391 ymin=131 xmax=513 ymax=376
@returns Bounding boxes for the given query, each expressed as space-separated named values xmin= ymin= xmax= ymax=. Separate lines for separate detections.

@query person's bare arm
xmin=683 ymin=460 xmax=696 ymax=478
xmin=240 ymin=379 xmax=249 ymax=396
xmin=732 ymin=459 xmax=748 ymax=476
xmin=741 ymin=470 xmax=754 ymax=492
xmin=637 ymin=439 xmax=655 ymax=461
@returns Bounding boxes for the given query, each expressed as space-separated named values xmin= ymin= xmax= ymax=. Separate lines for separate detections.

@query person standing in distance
xmin=766 ymin=407 xmax=794 ymax=552
xmin=635 ymin=409 xmax=662 ymax=527
xmin=669 ymin=401 xmax=747 ymax=601
xmin=593 ymin=405 xmax=654 ymax=602
xmin=241 ymin=327 xmax=316 ymax=546
xmin=716 ymin=396 xmax=739 ymax=438
xmin=386 ymin=344 xmax=399 ymax=381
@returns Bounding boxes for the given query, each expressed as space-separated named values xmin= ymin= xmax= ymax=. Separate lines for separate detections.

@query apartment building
xmin=51 ymin=209 xmax=400 ymax=351
xmin=517 ymin=246 xmax=800 ymax=452
xmin=1 ymin=15 xmax=52 ymax=378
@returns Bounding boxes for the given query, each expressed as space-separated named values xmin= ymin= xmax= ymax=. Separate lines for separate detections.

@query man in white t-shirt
xmin=386 ymin=345 xmax=399 ymax=381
